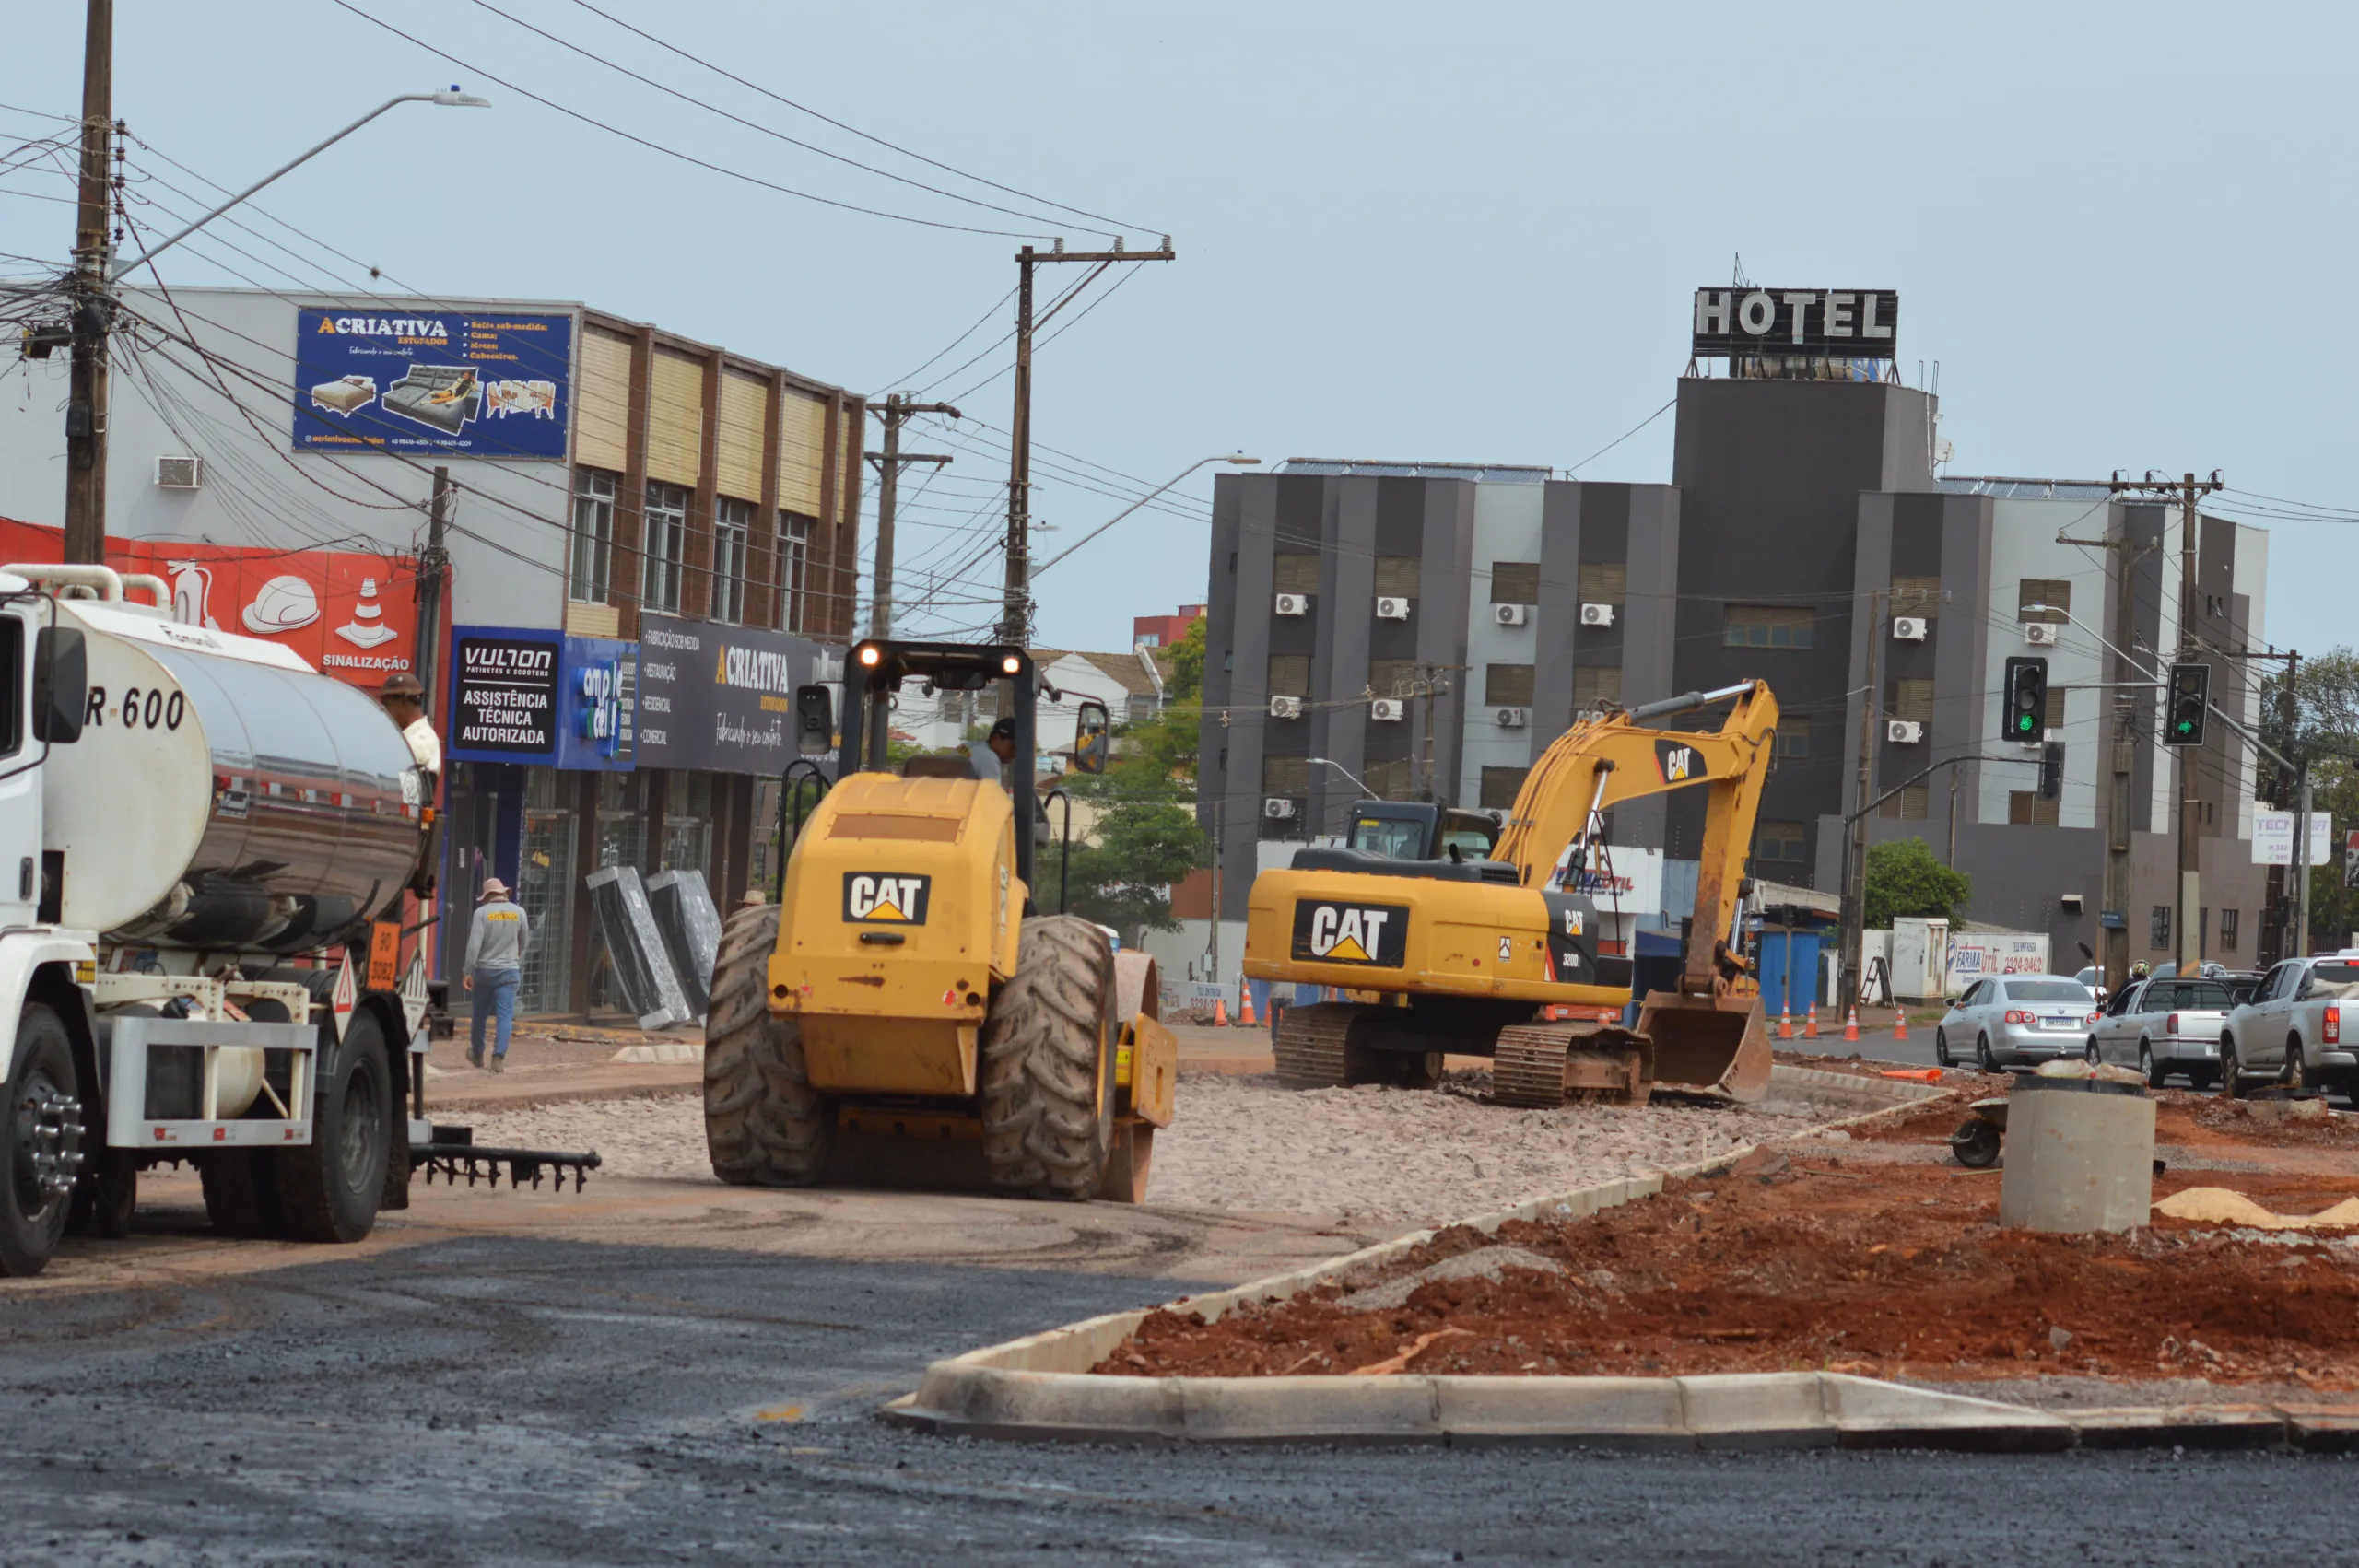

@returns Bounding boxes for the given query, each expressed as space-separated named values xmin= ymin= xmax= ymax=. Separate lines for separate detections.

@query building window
xmin=1267 ymin=654 xmax=1310 ymax=698
xmin=2150 ymin=906 xmax=2172 ymax=951
xmin=2220 ymin=908 xmax=2239 ymax=952
xmin=2008 ymin=790 xmax=2059 ymax=826
xmin=569 ymin=467 xmax=616 ymax=603
xmin=1775 ymin=725 xmax=1809 ymax=758
xmin=1891 ymin=574 xmax=1942 ymax=619
xmin=641 ymin=481 xmax=689 ymax=614
xmin=1490 ymin=561 xmax=1540 ymax=603
xmin=2018 ymin=579 xmax=2071 ymax=624
xmin=711 ymin=497 xmax=751 ymax=625
xmin=1878 ymin=787 xmax=1930 ymax=821
xmin=1364 ymin=759 xmax=1413 ymax=800
xmin=1373 ymin=555 xmax=1421 ymax=599
xmin=1573 ymin=664 xmax=1622 ymax=717
xmin=775 ymin=511 xmax=812 ymax=631
xmin=1262 ymin=755 xmax=1309 ymax=795
xmin=1890 ymin=678 xmax=1934 ymax=725
xmin=1757 ymin=820 xmax=1807 ymax=861
xmin=1485 ymin=663 xmax=1535 ymax=707
xmin=1273 ymin=553 xmax=1320 ymax=595
xmin=1480 ymin=766 xmax=1529 ymax=810
xmin=1367 ymin=658 xmax=1417 ymax=698
xmin=2046 ymin=685 xmax=2066 ymax=731
xmin=1724 ymin=604 xmax=1813 ymax=649
xmin=1577 ymin=561 xmax=1627 ymax=607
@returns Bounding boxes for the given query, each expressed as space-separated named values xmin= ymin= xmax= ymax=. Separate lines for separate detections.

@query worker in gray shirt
xmin=464 ymin=877 xmax=531 ymax=1071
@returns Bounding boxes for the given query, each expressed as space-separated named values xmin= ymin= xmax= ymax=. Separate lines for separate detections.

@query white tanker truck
xmin=0 ymin=565 xmax=595 ymax=1277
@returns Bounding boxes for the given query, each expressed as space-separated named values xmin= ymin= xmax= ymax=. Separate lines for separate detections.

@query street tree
xmin=1863 ymin=837 xmax=1971 ymax=929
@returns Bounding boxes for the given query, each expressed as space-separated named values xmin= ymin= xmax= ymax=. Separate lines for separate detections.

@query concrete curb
xmin=884 ymin=1067 xmax=2095 ymax=1450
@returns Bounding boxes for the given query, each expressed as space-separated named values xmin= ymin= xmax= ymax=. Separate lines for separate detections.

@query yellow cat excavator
xmin=1244 ymin=680 xmax=1779 ymax=1106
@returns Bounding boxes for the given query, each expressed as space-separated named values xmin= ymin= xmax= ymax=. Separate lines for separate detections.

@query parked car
xmin=2084 ymin=976 xmax=2235 ymax=1089
xmin=1935 ymin=975 xmax=2100 ymax=1071
xmin=2217 ymin=954 xmax=2359 ymax=1096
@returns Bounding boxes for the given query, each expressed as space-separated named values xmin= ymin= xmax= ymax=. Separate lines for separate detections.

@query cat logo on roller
xmin=1655 ymin=739 xmax=1708 ymax=785
xmin=1289 ymin=899 xmax=1410 ymax=967
xmin=842 ymin=872 xmax=931 ymax=925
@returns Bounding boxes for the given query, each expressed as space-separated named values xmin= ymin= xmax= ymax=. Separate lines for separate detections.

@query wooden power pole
xmin=863 ymin=393 xmax=958 ymax=640
xmin=998 ymin=238 xmax=1175 ymax=645
xmin=64 ymin=0 xmax=115 ymax=565
xmin=1839 ymin=588 xmax=1886 ymax=1007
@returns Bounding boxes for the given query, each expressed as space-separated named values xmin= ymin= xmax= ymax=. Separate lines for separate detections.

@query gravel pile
xmin=464 ymin=1071 xmax=1875 ymax=1226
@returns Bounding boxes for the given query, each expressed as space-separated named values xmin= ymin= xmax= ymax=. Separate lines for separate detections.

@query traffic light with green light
xmin=2165 ymin=662 xmax=2208 ymax=747
xmin=2002 ymin=656 xmax=2048 ymax=743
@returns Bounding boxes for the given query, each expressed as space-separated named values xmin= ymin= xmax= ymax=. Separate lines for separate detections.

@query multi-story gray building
xmin=1200 ymin=372 xmax=2272 ymax=988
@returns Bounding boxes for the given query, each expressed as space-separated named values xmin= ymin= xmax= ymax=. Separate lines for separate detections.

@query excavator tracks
xmin=1494 ymin=1022 xmax=1653 ymax=1108
xmin=1273 ymin=1003 xmax=1359 ymax=1088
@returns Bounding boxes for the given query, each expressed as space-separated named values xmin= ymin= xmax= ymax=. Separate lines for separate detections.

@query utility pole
xmin=1840 ymin=588 xmax=1886 ymax=1007
xmin=1206 ymin=796 xmax=1223 ymax=995
xmin=64 ymin=0 xmax=116 ymax=564
xmin=2111 ymin=470 xmax=2222 ymax=974
xmin=998 ymin=238 xmax=1175 ymax=645
xmin=2056 ymin=517 xmax=2161 ymax=993
xmin=863 ymin=393 xmax=959 ymax=640
xmin=414 ymin=467 xmax=452 ymax=717
xmin=1416 ymin=663 xmax=1451 ymax=802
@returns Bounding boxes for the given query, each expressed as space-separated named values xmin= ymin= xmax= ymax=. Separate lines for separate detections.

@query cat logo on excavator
xmin=842 ymin=872 xmax=931 ymax=924
xmin=1655 ymin=739 xmax=1706 ymax=784
xmin=1290 ymin=900 xmax=1409 ymax=966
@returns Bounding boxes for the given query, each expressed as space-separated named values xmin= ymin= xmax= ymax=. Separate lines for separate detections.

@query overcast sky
xmin=4 ymin=1 xmax=2353 ymax=657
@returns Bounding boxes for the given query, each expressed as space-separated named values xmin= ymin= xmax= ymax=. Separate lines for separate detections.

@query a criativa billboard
xmin=292 ymin=307 xmax=573 ymax=459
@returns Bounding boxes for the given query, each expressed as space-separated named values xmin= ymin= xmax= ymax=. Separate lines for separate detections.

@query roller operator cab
xmin=0 ymin=565 xmax=599 ymax=1280
xmin=1244 ymin=682 xmax=1780 ymax=1107
xmin=701 ymin=639 xmax=1176 ymax=1203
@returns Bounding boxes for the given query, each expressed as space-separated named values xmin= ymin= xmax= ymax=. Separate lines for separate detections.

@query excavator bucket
xmin=1636 ymin=990 xmax=1773 ymax=1103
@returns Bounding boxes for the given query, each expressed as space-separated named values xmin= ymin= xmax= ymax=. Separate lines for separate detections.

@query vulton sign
xmin=1691 ymin=288 xmax=1899 ymax=359
xmin=446 ymin=626 xmax=560 ymax=761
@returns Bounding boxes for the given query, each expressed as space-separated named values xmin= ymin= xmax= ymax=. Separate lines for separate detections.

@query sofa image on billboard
xmin=384 ymin=365 xmax=482 ymax=434
xmin=310 ymin=374 xmax=377 ymax=415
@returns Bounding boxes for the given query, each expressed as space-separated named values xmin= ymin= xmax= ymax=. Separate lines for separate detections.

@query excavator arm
xmin=1492 ymin=680 xmax=1780 ymax=994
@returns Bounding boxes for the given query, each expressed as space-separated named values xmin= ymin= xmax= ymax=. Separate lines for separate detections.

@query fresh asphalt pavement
xmin=5 ymin=1234 xmax=2357 ymax=1564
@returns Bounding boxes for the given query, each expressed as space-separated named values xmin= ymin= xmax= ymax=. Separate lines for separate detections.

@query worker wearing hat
xmin=464 ymin=877 xmax=531 ymax=1071
xmin=965 ymin=716 xmax=1017 ymax=790
xmin=379 ymin=672 xmax=441 ymax=777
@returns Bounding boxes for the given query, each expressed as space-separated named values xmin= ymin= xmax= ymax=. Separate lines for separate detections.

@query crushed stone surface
xmin=463 ymin=1070 xmax=1893 ymax=1227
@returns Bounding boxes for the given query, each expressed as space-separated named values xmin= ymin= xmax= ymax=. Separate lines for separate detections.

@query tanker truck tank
xmin=40 ymin=596 xmax=428 ymax=954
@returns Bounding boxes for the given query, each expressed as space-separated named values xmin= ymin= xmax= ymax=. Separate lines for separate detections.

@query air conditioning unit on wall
xmin=1375 ymin=596 xmax=1412 ymax=621
xmin=2024 ymin=622 xmax=2060 ymax=646
xmin=1370 ymin=698 xmax=1406 ymax=722
xmin=154 ymin=455 xmax=202 ymax=490
xmin=1268 ymin=696 xmax=1303 ymax=719
xmin=1579 ymin=603 xmax=1615 ymax=627
xmin=1886 ymin=720 xmax=1924 ymax=744
xmin=1263 ymin=797 xmax=1297 ymax=820
xmin=1273 ymin=592 xmax=1309 ymax=617
xmin=1892 ymin=616 xmax=1928 ymax=641
xmin=1494 ymin=603 xmax=1530 ymax=626
xmin=1496 ymin=707 xmax=1529 ymax=729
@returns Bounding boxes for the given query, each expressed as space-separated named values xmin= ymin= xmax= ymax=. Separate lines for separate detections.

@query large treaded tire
xmin=200 ymin=1150 xmax=286 ymax=1239
xmin=704 ymin=902 xmax=829 ymax=1187
xmin=980 ymin=916 xmax=1116 ymax=1201
xmin=2 ymin=1005 xmax=81 ymax=1277
xmin=276 ymin=1012 xmax=391 ymax=1244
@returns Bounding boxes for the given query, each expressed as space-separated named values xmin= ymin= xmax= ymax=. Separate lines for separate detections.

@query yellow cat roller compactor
xmin=1245 ymin=681 xmax=1780 ymax=1107
xmin=703 ymin=641 xmax=1176 ymax=1201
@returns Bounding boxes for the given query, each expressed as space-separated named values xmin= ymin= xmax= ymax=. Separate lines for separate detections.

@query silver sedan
xmin=1935 ymin=975 xmax=2100 ymax=1071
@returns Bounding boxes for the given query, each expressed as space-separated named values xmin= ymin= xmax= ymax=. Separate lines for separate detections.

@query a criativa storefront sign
xmin=633 ymin=614 xmax=828 ymax=774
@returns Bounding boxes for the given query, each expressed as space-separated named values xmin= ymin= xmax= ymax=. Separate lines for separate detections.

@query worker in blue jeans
xmin=464 ymin=877 xmax=532 ymax=1071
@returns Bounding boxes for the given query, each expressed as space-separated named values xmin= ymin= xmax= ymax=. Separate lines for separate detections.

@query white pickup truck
xmin=2218 ymin=954 xmax=2359 ymax=1097
xmin=2084 ymin=975 xmax=2235 ymax=1090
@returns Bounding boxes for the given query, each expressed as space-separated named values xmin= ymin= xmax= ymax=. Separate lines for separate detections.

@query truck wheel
xmin=704 ymin=902 xmax=828 ymax=1186
xmin=980 ymin=916 xmax=1116 ymax=1200
xmin=200 ymin=1151 xmax=286 ymax=1238
xmin=276 ymin=1012 xmax=391 ymax=1244
xmin=1 ymin=1005 xmax=82 ymax=1277
xmin=68 ymin=1151 xmax=136 ymax=1239
xmin=2220 ymin=1035 xmax=2245 ymax=1100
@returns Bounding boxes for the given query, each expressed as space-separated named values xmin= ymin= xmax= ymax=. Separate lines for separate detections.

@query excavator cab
xmin=1342 ymin=802 xmax=1503 ymax=862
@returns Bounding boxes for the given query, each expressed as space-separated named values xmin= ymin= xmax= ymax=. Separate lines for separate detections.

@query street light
xmin=110 ymin=88 xmax=492 ymax=282
xmin=1306 ymin=756 xmax=1372 ymax=798
xmin=1032 ymin=454 xmax=1261 ymax=577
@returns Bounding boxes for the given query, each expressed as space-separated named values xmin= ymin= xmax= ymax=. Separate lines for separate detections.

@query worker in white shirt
xmin=379 ymin=672 xmax=442 ymax=776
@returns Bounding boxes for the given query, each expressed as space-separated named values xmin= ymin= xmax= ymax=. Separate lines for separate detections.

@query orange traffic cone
xmin=1777 ymin=1004 xmax=1794 ymax=1041
xmin=1805 ymin=1002 xmax=1820 ymax=1039
xmin=1843 ymin=1006 xmax=1860 ymax=1042
xmin=1213 ymin=996 xmax=1228 ymax=1026
xmin=1238 ymin=987 xmax=1257 ymax=1028
xmin=1892 ymin=1008 xmax=1908 ymax=1041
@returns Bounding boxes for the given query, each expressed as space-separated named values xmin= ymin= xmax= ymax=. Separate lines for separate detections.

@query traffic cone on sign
xmin=1843 ymin=1006 xmax=1860 ymax=1042
xmin=1777 ymin=1004 xmax=1794 ymax=1041
xmin=1805 ymin=1002 xmax=1820 ymax=1039
xmin=1238 ymin=986 xmax=1257 ymax=1028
